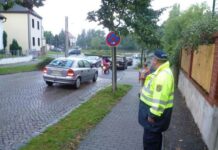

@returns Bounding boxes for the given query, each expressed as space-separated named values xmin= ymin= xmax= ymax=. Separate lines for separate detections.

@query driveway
xmin=0 ymin=70 xmax=124 ymax=150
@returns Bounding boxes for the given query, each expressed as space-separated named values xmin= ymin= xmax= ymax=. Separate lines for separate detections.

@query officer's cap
xmin=153 ymin=49 xmax=168 ymax=60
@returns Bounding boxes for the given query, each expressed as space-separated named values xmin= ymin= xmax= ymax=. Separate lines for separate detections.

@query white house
xmin=0 ymin=4 xmax=44 ymax=55
xmin=0 ymin=14 xmax=6 ymax=50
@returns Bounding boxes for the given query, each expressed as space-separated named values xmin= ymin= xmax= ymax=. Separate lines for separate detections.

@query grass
xmin=20 ymin=84 xmax=132 ymax=150
xmin=0 ymin=57 xmax=53 ymax=75
xmin=47 ymin=51 xmax=64 ymax=55
xmin=0 ymin=64 xmax=38 ymax=75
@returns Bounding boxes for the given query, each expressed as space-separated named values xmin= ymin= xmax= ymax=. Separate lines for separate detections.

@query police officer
xmin=138 ymin=50 xmax=174 ymax=150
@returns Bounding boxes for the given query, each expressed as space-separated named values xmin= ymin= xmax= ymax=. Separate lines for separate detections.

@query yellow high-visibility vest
xmin=140 ymin=61 xmax=174 ymax=117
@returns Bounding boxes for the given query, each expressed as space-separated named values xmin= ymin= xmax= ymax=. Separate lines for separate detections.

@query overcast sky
xmin=34 ymin=0 xmax=213 ymax=37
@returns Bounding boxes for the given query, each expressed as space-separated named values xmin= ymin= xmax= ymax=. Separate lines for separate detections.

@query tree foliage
xmin=3 ymin=31 xmax=7 ymax=50
xmin=161 ymin=3 xmax=211 ymax=65
xmin=0 ymin=0 xmax=45 ymax=10
xmin=76 ymin=29 xmax=139 ymax=50
xmin=9 ymin=39 xmax=22 ymax=55
xmin=119 ymin=35 xmax=138 ymax=50
xmin=181 ymin=13 xmax=218 ymax=51
xmin=15 ymin=0 xmax=45 ymax=10
xmin=87 ymin=0 xmax=163 ymax=49
xmin=76 ymin=29 xmax=106 ymax=50
xmin=44 ymin=31 xmax=54 ymax=45
xmin=0 ymin=0 xmax=14 ymax=10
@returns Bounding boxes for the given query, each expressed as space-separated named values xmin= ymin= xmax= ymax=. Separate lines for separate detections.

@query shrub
xmin=36 ymin=57 xmax=54 ymax=70
xmin=9 ymin=39 xmax=22 ymax=55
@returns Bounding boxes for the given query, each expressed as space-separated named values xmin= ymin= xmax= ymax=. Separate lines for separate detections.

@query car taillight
xmin=67 ymin=69 xmax=74 ymax=77
xmin=43 ymin=67 xmax=48 ymax=73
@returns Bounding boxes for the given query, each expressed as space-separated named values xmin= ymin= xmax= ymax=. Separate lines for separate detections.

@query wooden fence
xmin=181 ymin=44 xmax=215 ymax=93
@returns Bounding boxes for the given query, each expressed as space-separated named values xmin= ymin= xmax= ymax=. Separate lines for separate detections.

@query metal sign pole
xmin=112 ymin=46 xmax=117 ymax=92
xmin=105 ymin=32 xmax=120 ymax=93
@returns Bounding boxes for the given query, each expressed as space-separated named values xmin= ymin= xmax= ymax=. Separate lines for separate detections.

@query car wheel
xmin=93 ymin=72 xmax=98 ymax=82
xmin=46 ymin=81 xmax=53 ymax=86
xmin=74 ymin=77 xmax=81 ymax=89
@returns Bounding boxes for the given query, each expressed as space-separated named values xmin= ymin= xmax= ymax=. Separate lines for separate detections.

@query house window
xmin=32 ymin=19 xmax=34 ymax=28
xmin=38 ymin=38 xmax=40 ymax=46
xmin=37 ymin=21 xmax=40 ymax=30
xmin=32 ymin=37 xmax=35 ymax=46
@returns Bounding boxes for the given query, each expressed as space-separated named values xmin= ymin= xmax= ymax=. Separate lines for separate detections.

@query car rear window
xmin=117 ymin=57 xmax=124 ymax=61
xmin=48 ymin=59 xmax=74 ymax=68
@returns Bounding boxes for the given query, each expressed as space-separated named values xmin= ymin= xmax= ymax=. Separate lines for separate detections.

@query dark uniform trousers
xmin=143 ymin=129 xmax=162 ymax=150
xmin=139 ymin=100 xmax=172 ymax=150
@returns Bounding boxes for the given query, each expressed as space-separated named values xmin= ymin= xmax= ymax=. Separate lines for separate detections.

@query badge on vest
xmin=156 ymin=85 xmax=162 ymax=92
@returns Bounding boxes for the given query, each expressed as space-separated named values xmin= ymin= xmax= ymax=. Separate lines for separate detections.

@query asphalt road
xmin=0 ymin=69 xmax=126 ymax=150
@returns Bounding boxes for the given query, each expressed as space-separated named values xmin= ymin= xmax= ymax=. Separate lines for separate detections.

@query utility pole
xmin=65 ymin=16 xmax=69 ymax=57
xmin=213 ymin=0 xmax=216 ymax=17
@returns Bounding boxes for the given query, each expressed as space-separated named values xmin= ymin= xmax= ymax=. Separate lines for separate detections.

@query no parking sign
xmin=106 ymin=32 xmax=121 ymax=47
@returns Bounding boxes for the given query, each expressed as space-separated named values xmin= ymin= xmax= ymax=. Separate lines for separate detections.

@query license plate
xmin=52 ymin=70 xmax=61 ymax=76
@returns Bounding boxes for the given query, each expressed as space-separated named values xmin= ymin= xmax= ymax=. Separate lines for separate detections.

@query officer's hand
xmin=148 ymin=116 xmax=155 ymax=123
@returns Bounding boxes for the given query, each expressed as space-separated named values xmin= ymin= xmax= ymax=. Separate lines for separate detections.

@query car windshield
xmin=48 ymin=59 xmax=74 ymax=68
xmin=86 ymin=56 xmax=98 ymax=60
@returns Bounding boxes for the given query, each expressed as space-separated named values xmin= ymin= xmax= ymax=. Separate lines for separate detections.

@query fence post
xmin=209 ymin=33 xmax=218 ymax=106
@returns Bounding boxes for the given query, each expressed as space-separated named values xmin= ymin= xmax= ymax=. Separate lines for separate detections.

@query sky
xmin=34 ymin=0 xmax=213 ymax=37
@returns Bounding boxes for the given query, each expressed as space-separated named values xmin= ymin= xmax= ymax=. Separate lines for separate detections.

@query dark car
xmin=116 ymin=56 xmax=127 ymax=70
xmin=86 ymin=56 xmax=101 ymax=67
xmin=126 ymin=57 xmax=133 ymax=66
xmin=43 ymin=57 xmax=98 ymax=89
xmin=68 ymin=49 xmax=81 ymax=55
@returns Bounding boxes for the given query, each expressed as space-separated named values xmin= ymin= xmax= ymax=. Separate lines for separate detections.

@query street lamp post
xmin=65 ymin=16 xmax=69 ymax=57
xmin=213 ymin=0 xmax=216 ymax=17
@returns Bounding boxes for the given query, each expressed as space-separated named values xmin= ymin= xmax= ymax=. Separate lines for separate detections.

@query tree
xmin=87 ymin=0 xmax=163 ymax=49
xmin=161 ymin=3 xmax=210 ymax=64
xmin=15 ymin=0 xmax=45 ymax=10
xmin=119 ymin=35 xmax=138 ymax=50
xmin=53 ymin=35 xmax=59 ymax=47
xmin=161 ymin=3 xmax=212 ymax=86
xmin=76 ymin=29 xmax=87 ymax=49
xmin=9 ymin=39 xmax=22 ymax=55
xmin=44 ymin=31 xmax=54 ymax=45
xmin=58 ymin=30 xmax=65 ymax=48
xmin=3 ymin=31 xmax=7 ymax=50
xmin=0 ymin=0 xmax=45 ymax=10
xmin=76 ymin=29 xmax=106 ymax=50
xmin=1 ymin=0 xmax=14 ymax=10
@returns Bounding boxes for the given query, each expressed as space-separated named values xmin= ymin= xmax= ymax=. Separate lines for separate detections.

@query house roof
xmin=0 ymin=4 xmax=42 ymax=19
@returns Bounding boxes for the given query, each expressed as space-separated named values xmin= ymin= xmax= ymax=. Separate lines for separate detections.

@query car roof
xmin=54 ymin=57 xmax=85 ymax=61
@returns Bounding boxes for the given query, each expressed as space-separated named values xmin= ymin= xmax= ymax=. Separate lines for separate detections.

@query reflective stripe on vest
xmin=141 ymin=92 xmax=173 ymax=105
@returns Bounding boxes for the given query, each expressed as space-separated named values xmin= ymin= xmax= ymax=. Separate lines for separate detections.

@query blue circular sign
xmin=106 ymin=32 xmax=121 ymax=47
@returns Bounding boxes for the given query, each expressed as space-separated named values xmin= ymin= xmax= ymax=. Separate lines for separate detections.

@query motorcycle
xmin=102 ymin=63 xmax=110 ymax=74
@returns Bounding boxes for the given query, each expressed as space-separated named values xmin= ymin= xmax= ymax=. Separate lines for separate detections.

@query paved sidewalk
xmin=78 ymin=68 xmax=207 ymax=150
xmin=163 ymin=90 xmax=208 ymax=150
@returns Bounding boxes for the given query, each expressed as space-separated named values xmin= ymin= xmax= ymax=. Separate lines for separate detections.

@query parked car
xmin=68 ymin=49 xmax=81 ymax=55
xmin=86 ymin=56 xmax=101 ymax=67
xmin=43 ymin=57 xmax=98 ymax=89
xmin=126 ymin=57 xmax=133 ymax=66
xmin=116 ymin=56 xmax=127 ymax=70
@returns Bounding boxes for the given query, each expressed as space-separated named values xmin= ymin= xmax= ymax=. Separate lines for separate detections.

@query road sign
xmin=106 ymin=32 xmax=121 ymax=47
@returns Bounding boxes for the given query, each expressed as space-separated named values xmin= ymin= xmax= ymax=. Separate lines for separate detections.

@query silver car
xmin=43 ymin=57 xmax=98 ymax=89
